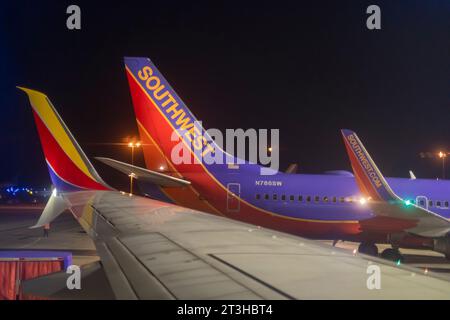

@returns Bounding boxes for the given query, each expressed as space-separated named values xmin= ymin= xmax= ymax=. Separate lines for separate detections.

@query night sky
xmin=1 ymin=0 xmax=450 ymax=189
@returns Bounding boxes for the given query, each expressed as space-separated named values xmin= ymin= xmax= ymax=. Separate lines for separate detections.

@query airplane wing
xmin=95 ymin=157 xmax=190 ymax=187
xmin=18 ymin=87 xmax=450 ymax=299
xmin=59 ymin=190 xmax=450 ymax=299
xmin=341 ymin=129 xmax=450 ymax=238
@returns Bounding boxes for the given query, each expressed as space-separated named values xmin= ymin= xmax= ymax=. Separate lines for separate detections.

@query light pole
xmin=439 ymin=151 xmax=447 ymax=179
xmin=128 ymin=141 xmax=141 ymax=194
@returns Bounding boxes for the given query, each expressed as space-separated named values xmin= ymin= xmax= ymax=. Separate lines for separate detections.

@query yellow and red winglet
xmin=18 ymin=87 xmax=110 ymax=192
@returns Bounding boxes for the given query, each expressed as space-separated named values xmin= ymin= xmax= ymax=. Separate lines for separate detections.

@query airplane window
xmin=314 ymin=196 xmax=320 ymax=203
xmin=298 ymin=195 xmax=303 ymax=202
xmin=290 ymin=195 xmax=294 ymax=201
xmin=437 ymin=201 xmax=442 ymax=207
xmin=264 ymin=194 xmax=269 ymax=200
xmin=255 ymin=194 xmax=260 ymax=200
xmin=445 ymin=201 xmax=449 ymax=208
xmin=332 ymin=197 xmax=337 ymax=203
xmin=323 ymin=196 xmax=328 ymax=203
xmin=339 ymin=197 xmax=345 ymax=203
xmin=281 ymin=195 xmax=286 ymax=201
xmin=273 ymin=194 xmax=278 ymax=201
xmin=306 ymin=196 xmax=311 ymax=202
xmin=419 ymin=200 xmax=425 ymax=206
xmin=429 ymin=200 xmax=433 ymax=207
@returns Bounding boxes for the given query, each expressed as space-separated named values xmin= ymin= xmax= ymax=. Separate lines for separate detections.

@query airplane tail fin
xmin=341 ymin=129 xmax=398 ymax=202
xmin=123 ymin=57 xmax=217 ymax=173
xmin=18 ymin=87 xmax=110 ymax=192
xmin=124 ymin=57 xmax=267 ymax=176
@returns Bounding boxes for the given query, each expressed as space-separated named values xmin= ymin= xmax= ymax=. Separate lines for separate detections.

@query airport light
xmin=419 ymin=150 xmax=450 ymax=179
xmin=127 ymin=141 xmax=141 ymax=195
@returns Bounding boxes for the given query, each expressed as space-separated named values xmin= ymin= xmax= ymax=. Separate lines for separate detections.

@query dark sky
xmin=1 ymin=0 xmax=450 ymax=189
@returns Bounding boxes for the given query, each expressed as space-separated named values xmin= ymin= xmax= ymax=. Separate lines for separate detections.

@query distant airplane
xmin=97 ymin=57 xmax=450 ymax=263
xmin=21 ymin=86 xmax=450 ymax=299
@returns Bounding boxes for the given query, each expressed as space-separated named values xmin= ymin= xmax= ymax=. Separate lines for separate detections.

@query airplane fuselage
xmin=141 ymin=168 xmax=450 ymax=248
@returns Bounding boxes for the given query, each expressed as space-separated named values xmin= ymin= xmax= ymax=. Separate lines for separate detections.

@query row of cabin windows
xmin=255 ymin=194 xmax=348 ymax=203
xmin=417 ymin=199 xmax=449 ymax=208
xmin=254 ymin=193 xmax=450 ymax=208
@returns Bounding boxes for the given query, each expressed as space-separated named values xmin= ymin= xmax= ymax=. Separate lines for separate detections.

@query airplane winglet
xmin=340 ymin=129 xmax=398 ymax=202
xmin=18 ymin=86 xmax=111 ymax=192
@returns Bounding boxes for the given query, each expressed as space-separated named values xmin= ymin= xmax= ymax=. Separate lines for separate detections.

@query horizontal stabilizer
xmin=285 ymin=163 xmax=298 ymax=174
xmin=95 ymin=157 xmax=190 ymax=187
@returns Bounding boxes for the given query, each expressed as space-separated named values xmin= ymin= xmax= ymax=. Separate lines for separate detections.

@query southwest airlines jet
xmin=20 ymin=87 xmax=450 ymax=299
xmin=98 ymin=57 xmax=450 ymax=263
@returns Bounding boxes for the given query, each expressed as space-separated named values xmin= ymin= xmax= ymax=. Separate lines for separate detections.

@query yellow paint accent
xmin=78 ymin=195 xmax=96 ymax=233
xmin=18 ymin=87 xmax=96 ymax=181
xmin=127 ymin=68 xmax=358 ymax=224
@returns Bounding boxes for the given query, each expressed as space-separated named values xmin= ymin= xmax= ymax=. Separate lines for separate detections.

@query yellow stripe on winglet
xmin=18 ymin=87 xmax=96 ymax=181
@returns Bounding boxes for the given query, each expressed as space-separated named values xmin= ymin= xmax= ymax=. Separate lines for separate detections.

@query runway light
xmin=396 ymin=260 xmax=401 ymax=266
xmin=424 ymin=268 xmax=428 ymax=274
xmin=404 ymin=199 xmax=412 ymax=206
xmin=352 ymin=249 xmax=357 ymax=255
xmin=359 ymin=197 xmax=367 ymax=205
xmin=159 ymin=165 xmax=164 ymax=171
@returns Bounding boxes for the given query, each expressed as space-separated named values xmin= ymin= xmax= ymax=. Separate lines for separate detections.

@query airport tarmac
xmin=0 ymin=206 xmax=98 ymax=267
xmin=1 ymin=205 xmax=450 ymax=299
xmin=0 ymin=205 xmax=114 ymax=299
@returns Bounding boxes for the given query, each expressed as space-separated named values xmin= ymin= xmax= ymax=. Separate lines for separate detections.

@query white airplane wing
xmin=60 ymin=190 xmax=450 ymax=299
